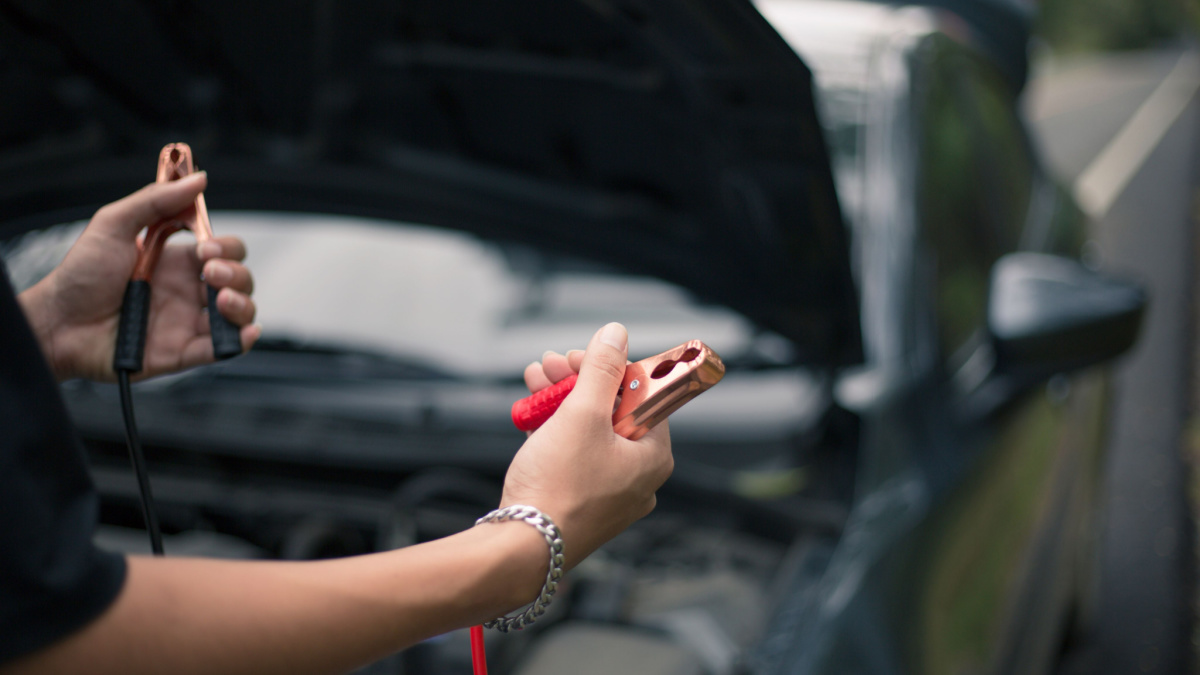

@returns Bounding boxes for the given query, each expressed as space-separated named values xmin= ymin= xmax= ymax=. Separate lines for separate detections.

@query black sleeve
xmin=0 ymin=267 xmax=127 ymax=665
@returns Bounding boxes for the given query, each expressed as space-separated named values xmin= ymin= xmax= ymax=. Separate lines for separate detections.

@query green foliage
xmin=1035 ymin=0 xmax=1199 ymax=53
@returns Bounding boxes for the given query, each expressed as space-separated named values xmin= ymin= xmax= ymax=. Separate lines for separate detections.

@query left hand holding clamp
xmin=113 ymin=143 xmax=243 ymax=373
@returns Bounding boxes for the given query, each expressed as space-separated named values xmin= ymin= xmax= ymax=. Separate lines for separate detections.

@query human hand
xmin=17 ymin=172 xmax=260 ymax=382
xmin=501 ymin=323 xmax=674 ymax=567
xmin=522 ymin=347 xmax=585 ymax=393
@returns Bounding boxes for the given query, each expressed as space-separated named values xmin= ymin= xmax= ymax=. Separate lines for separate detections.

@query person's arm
xmin=16 ymin=172 xmax=259 ymax=382
xmin=4 ymin=524 xmax=547 ymax=675
xmin=3 ymin=323 xmax=672 ymax=675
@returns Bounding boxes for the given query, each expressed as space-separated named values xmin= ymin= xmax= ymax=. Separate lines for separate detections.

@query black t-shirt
xmin=0 ymin=267 xmax=127 ymax=664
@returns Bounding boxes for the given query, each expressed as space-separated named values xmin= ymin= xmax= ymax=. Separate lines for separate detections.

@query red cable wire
xmin=470 ymin=625 xmax=488 ymax=675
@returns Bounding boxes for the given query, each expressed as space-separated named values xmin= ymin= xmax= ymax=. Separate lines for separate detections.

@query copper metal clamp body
xmin=132 ymin=143 xmax=214 ymax=281
xmin=612 ymin=339 xmax=725 ymax=439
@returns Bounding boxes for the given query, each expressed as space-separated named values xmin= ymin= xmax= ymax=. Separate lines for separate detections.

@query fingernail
xmin=182 ymin=170 xmax=207 ymax=184
xmin=198 ymin=241 xmax=221 ymax=259
xmin=205 ymin=260 xmax=232 ymax=284
xmin=597 ymin=322 xmax=627 ymax=352
xmin=566 ymin=349 xmax=584 ymax=360
xmin=542 ymin=350 xmax=558 ymax=361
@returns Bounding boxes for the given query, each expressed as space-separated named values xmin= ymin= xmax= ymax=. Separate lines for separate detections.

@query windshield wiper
xmin=201 ymin=337 xmax=462 ymax=382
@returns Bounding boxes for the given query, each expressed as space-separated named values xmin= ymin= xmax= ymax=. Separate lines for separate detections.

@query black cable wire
xmin=117 ymin=369 xmax=164 ymax=556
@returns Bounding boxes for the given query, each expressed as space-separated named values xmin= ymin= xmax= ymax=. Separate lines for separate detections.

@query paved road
xmin=1026 ymin=48 xmax=1200 ymax=675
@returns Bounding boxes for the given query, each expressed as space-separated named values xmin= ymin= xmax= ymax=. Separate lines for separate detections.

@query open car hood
xmin=0 ymin=0 xmax=862 ymax=366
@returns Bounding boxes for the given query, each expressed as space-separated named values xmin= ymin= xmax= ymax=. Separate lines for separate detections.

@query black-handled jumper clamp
xmin=112 ymin=143 xmax=241 ymax=557
xmin=113 ymin=143 xmax=242 ymax=373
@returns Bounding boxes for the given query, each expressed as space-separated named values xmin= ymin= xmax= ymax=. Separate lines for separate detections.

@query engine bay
xmin=82 ymin=406 xmax=851 ymax=675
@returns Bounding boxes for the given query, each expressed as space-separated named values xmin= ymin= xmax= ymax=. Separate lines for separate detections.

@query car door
xmin=903 ymin=33 xmax=1106 ymax=675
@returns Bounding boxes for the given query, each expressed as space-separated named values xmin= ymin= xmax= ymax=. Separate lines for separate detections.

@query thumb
xmin=88 ymin=171 xmax=207 ymax=241
xmin=567 ymin=322 xmax=629 ymax=415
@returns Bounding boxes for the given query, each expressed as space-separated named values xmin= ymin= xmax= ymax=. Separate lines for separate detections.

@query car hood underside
xmin=0 ymin=0 xmax=862 ymax=365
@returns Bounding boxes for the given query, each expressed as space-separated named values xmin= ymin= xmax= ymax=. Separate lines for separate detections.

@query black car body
xmin=0 ymin=1 xmax=1146 ymax=673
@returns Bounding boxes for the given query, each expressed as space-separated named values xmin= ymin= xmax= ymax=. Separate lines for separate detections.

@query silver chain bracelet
xmin=475 ymin=504 xmax=565 ymax=632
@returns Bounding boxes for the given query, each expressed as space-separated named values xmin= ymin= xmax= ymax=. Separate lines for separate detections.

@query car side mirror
xmin=988 ymin=252 xmax=1146 ymax=378
xmin=960 ymin=253 xmax=1145 ymax=421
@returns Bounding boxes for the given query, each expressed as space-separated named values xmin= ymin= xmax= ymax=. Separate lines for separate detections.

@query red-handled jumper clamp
xmin=511 ymin=339 xmax=726 ymax=440
xmin=112 ymin=143 xmax=242 ymax=373
xmin=477 ymin=340 xmax=724 ymax=672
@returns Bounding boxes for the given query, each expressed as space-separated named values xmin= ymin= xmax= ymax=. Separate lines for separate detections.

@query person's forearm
xmin=2 ymin=522 xmax=549 ymax=675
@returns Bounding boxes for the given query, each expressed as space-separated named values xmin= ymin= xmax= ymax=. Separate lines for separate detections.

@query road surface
xmin=1026 ymin=47 xmax=1200 ymax=675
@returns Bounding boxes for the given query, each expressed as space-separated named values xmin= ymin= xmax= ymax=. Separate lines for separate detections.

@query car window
xmin=915 ymin=39 xmax=1031 ymax=367
xmin=961 ymin=59 xmax=1034 ymax=253
xmin=917 ymin=45 xmax=992 ymax=364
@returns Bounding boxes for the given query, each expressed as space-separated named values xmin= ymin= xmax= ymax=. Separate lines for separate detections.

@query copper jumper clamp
xmin=113 ymin=143 xmax=242 ymax=373
xmin=511 ymin=339 xmax=725 ymax=440
xmin=129 ymin=144 xmax=218 ymax=281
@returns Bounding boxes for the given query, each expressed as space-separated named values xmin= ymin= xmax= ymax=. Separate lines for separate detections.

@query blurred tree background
xmin=1035 ymin=0 xmax=1199 ymax=53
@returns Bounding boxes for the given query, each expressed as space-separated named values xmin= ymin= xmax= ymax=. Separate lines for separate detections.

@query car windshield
xmin=3 ymin=213 xmax=801 ymax=380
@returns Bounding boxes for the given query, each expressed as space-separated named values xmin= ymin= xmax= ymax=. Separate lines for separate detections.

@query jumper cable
xmin=114 ymin=143 xmax=241 ymax=556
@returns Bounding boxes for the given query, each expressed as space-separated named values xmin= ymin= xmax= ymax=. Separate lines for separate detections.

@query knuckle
xmin=92 ymin=203 xmax=117 ymax=224
xmin=523 ymin=363 xmax=544 ymax=389
xmin=588 ymin=352 xmax=625 ymax=382
xmin=234 ymin=265 xmax=255 ymax=293
xmin=556 ymin=396 xmax=597 ymax=422
xmin=217 ymin=234 xmax=245 ymax=249
xmin=219 ymin=289 xmax=247 ymax=315
xmin=660 ymin=453 xmax=675 ymax=481
xmin=642 ymin=495 xmax=657 ymax=518
xmin=240 ymin=298 xmax=258 ymax=323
